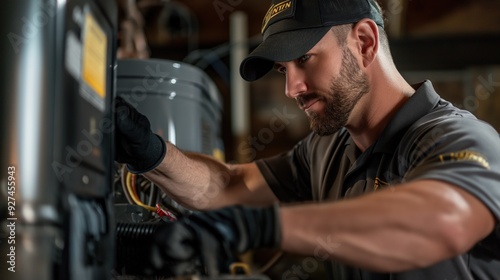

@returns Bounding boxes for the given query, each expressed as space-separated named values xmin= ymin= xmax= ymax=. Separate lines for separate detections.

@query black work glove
xmin=114 ymin=96 xmax=167 ymax=173
xmin=146 ymin=204 xmax=281 ymax=277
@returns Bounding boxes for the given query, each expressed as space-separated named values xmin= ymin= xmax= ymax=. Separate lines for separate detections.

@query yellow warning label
xmin=82 ymin=13 xmax=107 ymax=99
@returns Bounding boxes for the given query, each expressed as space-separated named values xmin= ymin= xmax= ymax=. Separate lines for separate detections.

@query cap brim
xmin=240 ymin=26 xmax=332 ymax=81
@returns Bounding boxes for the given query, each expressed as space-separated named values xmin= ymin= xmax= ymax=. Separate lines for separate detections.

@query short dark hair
xmin=330 ymin=0 xmax=392 ymax=60
xmin=330 ymin=24 xmax=392 ymax=60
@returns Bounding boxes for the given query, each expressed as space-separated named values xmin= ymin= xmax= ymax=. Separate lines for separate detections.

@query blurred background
xmin=115 ymin=0 xmax=500 ymax=164
xmin=1 ymin=1 xmax=499 ymax=279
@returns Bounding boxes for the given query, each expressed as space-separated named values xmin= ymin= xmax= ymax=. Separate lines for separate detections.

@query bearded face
xmin=304 ymin=46 xmax=370 ymax=136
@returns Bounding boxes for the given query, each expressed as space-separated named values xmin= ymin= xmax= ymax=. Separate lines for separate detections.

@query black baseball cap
xmin=239 ymin=0 xmax=384 ymax=81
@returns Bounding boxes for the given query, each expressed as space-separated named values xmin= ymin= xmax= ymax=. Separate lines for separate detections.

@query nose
xmin=284 ymin=66 xmax=307 ymax=99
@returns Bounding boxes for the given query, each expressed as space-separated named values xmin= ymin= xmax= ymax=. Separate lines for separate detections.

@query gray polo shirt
xmin=256 ymin=80 xmax=500 ymax=279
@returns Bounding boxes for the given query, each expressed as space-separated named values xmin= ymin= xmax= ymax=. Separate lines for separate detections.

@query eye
xmin=274 ymin=64 xmax=286 ymax=74
xmin=298 ymin=54 xmax=311 ymax=64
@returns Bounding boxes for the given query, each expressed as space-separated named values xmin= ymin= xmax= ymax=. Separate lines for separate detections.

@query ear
xmin=351 ymin=19 xmax=379 ymax=68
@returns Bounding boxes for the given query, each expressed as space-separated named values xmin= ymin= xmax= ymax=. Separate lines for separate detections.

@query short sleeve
xmin=255 ymin=134 xmax=313 ymax=203
xmin=402 ymin=117 xmax=500 ymax=234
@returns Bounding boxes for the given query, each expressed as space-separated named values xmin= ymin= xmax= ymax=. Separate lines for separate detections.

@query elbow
xmin=404 ymin=215 xmax=471 ymax=270
xmin=437 ymin=218 xmax=471 ymax=257
xmin=429 ymin=184 xmax=495 ymax=259
xmin=432 ymin=206 xmax=485 ymax=259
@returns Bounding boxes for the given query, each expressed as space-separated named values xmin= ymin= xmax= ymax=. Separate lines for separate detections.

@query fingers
xmin=148 ymin=245 xmax=198 ymax=277
xmin=155 ymin=222 xmax=197 ymax=261
xmin=149 ymin=220 xmax=229 ymax=277
xmin=114 ymin=97 xmax=150 ymax=142
xmin=114 ymin=97 xmax=135 ymax=128
xmin=197 ymin=233 xmax=224 ymax=277
xmin=148 ymin=222 xmax=198 ymax=275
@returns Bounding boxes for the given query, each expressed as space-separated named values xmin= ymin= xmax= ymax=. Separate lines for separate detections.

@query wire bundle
xmin=119 ymin=165 xmax=181 ymax=220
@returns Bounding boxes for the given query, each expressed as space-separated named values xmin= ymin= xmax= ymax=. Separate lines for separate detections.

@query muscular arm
xmin=143 ymin=142 xmax=278 ymax=210
xmin=280 ymin=179 xmax=496 ymax=272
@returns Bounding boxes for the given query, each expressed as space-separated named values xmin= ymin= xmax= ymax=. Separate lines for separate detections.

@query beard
xmin=303 ymin=47 xmax=370 ymax=136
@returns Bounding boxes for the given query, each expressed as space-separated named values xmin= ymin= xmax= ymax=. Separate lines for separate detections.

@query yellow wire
xmin=126 ymin=172 xmax=156 ymax=212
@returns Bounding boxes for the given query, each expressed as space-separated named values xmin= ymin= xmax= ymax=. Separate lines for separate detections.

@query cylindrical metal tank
xmin=116 ymin=58 xmax=225 ymax=160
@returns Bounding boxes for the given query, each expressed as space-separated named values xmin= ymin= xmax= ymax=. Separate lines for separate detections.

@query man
xmin=115 ymin=0 xmax=500 ymax=279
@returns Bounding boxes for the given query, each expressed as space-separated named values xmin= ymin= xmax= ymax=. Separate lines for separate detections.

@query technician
xmin=115 ymin=0 xmax=500 ymax=279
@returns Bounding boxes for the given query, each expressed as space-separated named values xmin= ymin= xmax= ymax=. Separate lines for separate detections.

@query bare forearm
xmin=143 ymin=142 xmax=277 ymax=210
xmin=279 ymin=180 xmax=494 ymax=272
xmin=142 ymin=142 xmax=231 ymax=209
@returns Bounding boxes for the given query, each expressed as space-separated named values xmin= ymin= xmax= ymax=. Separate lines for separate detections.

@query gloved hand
xmin=146 ymin=204 xmax=281 ymax=277
xmin=114 ymin=96 xmax=167 ymax=173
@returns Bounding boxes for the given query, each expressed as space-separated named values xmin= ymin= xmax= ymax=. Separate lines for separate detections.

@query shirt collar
xmin=372 ymin=80 xmax=440 ymax=154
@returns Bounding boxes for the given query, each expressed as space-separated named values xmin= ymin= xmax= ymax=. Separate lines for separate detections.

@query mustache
xmin=296 ymin=93 xmax=322 ymax=107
